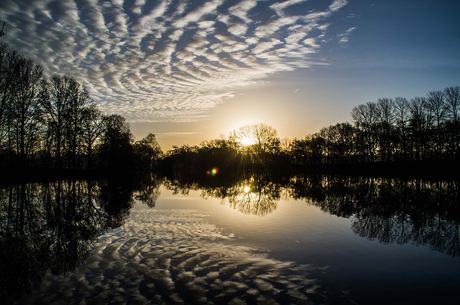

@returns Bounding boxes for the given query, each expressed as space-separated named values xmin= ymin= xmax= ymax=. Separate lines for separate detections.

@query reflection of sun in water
xmin=244 ymin=186 xmax=250 ymax=193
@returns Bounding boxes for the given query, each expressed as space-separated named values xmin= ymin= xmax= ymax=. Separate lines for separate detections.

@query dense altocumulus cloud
xmin=0 ymin=0 xmax=349 ymax=122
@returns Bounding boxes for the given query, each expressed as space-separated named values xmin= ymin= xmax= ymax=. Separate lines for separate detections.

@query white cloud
xmin=337 ymin=26 xmax=356 ymax=44
xmin=329 ymin=0 xmax=348 ymax=12
xmin=285 ymin=32 xmax=307 ymax=44
xmin=270 ymin=0 xmax=309 ymax=17
xmin=1 ymin=0 xmax=350 ymax=123
xmin=228 ymin=0 xmax=257 ymax=23
xmin=227 ymin=23 xmax=248 ymax=36
xmin=302 ymin=37 xmax=320 ymax=48
xmin=173 ymin=0 xmax=224 ymax=28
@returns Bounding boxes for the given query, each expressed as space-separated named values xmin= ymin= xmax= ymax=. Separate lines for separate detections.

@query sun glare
xmin=241 ymin=137 xmax=255 ymax=146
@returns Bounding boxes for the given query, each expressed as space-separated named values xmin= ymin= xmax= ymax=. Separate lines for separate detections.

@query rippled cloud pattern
xmin=0 ymin=0 xmax=349 ymax=122
xmin=18 ymin=209 xmax=353 ymax=304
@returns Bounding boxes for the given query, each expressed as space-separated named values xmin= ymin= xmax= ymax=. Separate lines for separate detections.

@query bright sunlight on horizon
xmin=240 ymin=137 xmax=257 ymax=147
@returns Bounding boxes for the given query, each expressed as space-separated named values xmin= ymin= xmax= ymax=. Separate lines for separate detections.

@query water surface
xmin=1 ymin=173 xmax=459 ymax=304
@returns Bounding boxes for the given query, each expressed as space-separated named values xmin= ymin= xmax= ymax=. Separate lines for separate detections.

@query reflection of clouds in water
xmin=19 ymin=209 xmax=346 ymax=304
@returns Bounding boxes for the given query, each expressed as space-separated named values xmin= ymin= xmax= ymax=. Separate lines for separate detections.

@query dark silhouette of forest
xmin=1 ymin=42 xmax=459 ymax=178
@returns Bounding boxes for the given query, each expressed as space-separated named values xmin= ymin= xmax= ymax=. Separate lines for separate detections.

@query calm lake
xmin=1 ymin=172 xmax=459 ymax=304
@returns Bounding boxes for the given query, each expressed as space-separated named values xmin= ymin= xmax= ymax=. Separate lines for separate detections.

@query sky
xmin=1 ymin=0 xmax=459 ymax=150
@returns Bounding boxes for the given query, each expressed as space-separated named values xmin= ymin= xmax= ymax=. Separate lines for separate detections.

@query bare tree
xmin=42 ymin=75 xmax=75 ymax=168
xmin=98 ymin=114 xmax=134 ymax=169
xmin=81 ymin=104 xmax=104 ymax=169
xmin=329 ymin=122 xmax=355 ymax=163
xmin=251 ymin=123 xmax=280 ymax=156
xmin=7 ymin=57 xmax=45 ymax=167
xmin=0 ymin=44 xmax=22 ymax=143
xmin=394 ymin=97 xmax=410 ymax=160
xmin=444 ymin=86 xmax=460 ymax=123
xmin=425 ymin=91 xmax=446 ymax=159
xmin=64 ymin=81 xmax=93 ymax=169
xmin=351 ymin=102 xmax=378 ymax=162
xmin=409 ymin=97 xmax=430 ymax=161
xmin=443 ymin=86 xmax=460 ymax=158
xmin=375 ymin=98 xmax=396 ymax=161
xmin=133 ymin=133 xmax=162 ymax=169
xmin=229 ymin=123 xmax=281 ymax=166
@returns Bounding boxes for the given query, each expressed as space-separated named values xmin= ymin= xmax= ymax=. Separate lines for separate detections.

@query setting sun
xmin=241 ymin=137 xmax=255 ymax=146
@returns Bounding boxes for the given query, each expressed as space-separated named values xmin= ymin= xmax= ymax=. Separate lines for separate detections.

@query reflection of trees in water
xmin=290 ymin=175 xmax=460 ymax=257
xmin=0 ymin=173 xmax=162 ymax=304
xmin=351 ymin=179 xmax=460 ymax=257
xmin=134 ymin=172 xmax=164 ymax=208
xmin=164 ymin=171 xmax=460 ymax=255
xmin=163 ymin=172 xmax=287 ymax=216
xmin=0 ymin=183 xmax=46 ymax=305
xmin=163 ymin=178 xmax=190 ymax=196
xmin=206 ymin=178 xmax=280 ymax=216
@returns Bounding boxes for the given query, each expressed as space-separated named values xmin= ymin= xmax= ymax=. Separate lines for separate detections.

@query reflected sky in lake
xmin=2 ymin=173 xmax=460 ymax=304
xmin=19 ymin=208 xmax=348 ymax=304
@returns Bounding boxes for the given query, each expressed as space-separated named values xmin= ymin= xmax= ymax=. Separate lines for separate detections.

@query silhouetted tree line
xmin=0 ymin=43 xmax=162 ymax=171
xmin=160 ymin=123 xmax=290 ymax=174
xmin=290 ymin=88 xmax=460 ymax=166
xmin=161 ymin=88 xmax=459 ymax=175
xmin=0 ymin=172 xmax=163 ymax=304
